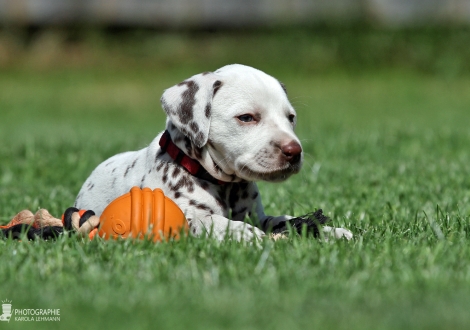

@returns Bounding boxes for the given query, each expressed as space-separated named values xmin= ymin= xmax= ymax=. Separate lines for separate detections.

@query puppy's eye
xmin=288 ymin=114 xmax=296 ymax=123
xmin=237 ymin=114 xmax=254 ymax=123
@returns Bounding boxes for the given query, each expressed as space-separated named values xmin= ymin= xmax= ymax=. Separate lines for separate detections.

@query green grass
xmin=1 ymin=30 xmax=470 ymax=329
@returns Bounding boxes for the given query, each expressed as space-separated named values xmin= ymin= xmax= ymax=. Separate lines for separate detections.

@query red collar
xmin=159 ymin=130 xmax=226 ymax=185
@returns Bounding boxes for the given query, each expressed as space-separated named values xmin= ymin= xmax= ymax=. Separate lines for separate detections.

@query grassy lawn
xmin=1 ymin=30 xmax=470 ymax=329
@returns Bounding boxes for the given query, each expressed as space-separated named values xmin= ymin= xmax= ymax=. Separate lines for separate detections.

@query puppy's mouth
xmin=237 ymin=162 xmax=302 ymax=182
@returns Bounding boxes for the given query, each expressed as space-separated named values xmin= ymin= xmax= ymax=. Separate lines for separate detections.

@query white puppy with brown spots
xmin=75 ymin=64 xmax=352 ymax=241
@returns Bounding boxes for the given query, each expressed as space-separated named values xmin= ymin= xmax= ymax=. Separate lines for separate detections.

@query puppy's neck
xmin=165 ymin=121 xmax=241 ymax=183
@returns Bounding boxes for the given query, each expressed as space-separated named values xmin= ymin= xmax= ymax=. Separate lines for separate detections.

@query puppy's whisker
xmin=302 ymin=152 xmax=316 ymax=162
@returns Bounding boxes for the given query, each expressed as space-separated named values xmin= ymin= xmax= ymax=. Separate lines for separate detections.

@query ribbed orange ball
xmin=97 ymin=186 xmax=188 ymax=242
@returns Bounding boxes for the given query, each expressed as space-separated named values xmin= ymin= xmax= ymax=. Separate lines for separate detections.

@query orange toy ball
xmin=98 ymin=186 xmax=188 ymax=242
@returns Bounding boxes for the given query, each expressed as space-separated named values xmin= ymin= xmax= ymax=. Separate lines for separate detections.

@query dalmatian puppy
xmin=75 ymin=64 xmax=353 ymax=241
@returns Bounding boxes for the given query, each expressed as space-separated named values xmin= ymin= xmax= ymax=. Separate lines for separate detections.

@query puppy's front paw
xmin=197 ymin=215 xmax=266 ymax=242
xmin=228 ymin=222 xmax=265 ymax=242
xmin=322 ymin=226 xmax=353 ymax=241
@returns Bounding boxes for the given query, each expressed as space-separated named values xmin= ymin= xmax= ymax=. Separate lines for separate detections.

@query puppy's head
xmin=161 ymin=64 xmax=302 ymax=183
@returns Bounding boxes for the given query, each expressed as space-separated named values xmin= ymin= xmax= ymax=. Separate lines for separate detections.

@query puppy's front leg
xmin=258 ymin=213 xmax=353 ymax=240
xmin=191 ymin=214 xmax=265 ymax=242
xmin=251 ymin=186 xmax=353 ymax=240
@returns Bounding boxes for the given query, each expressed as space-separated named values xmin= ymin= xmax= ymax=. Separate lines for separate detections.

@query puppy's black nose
xmin=281 ymin=141 xmax=302 ymax=164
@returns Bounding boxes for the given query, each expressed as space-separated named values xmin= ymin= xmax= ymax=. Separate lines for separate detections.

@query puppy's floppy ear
xmin=161 ymin=72 xmax=223 ymax=148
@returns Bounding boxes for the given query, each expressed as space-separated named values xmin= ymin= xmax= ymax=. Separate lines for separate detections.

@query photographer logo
xmin=0 ymin=299 xmax=60 ymax=323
